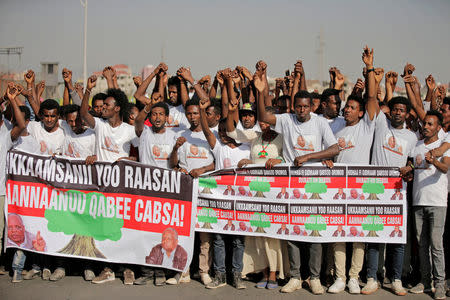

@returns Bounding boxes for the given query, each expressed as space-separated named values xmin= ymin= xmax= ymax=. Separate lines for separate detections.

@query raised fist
xmin=362 ymin=45 xmax=374 ymax=67
xmin=425 ymin=74 xmax=435 ymax=91
xmin=87 ymin=75 xmax=97 ymax=90
xmin=24 ymin=70 xmax=35 ymax=84
xmin=62 ymin=68 xmax=72 ymax=83
xmin=401 ymin=63 xmax=415 ymax=78
xmin=374 ymin=68 xmax=384 ymax=84
xmin=133 ymin=76 xmax=142 ymax=87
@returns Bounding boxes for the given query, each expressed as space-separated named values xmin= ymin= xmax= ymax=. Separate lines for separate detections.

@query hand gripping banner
xmin=5 ymin=150 xmax=198 ymax=273
xmin=195 ymin=164 xmax=407 ymax=244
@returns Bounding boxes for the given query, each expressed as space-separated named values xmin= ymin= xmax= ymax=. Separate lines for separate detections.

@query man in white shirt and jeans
xmin=401 ymin=111 xmax=449 ymax=300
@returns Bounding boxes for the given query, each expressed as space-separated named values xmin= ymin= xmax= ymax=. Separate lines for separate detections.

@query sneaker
xmin=123 ymin=269 xmax=135 ymax=285
xmin=233 ymin=272 xmax=246 ymax=290
xmin=0 ymin=266 xmax=7 ymax=275
xmin=12 ymin=270 xmax=23 ymax=283
xmin=154 ymin=274 xmax=166 ymax=286
xmin=42 ymin=268 xmax=51 ymax=280
xmin=179 ymin=272 xmax=191 ymax=283
xmin=49 ymin=268 xmax=65 ymax=281
xmin=166 ymin=273 xmax=181 ymax=285
xmin=410 ymin=282 xmax=433 ymax=294
xmin=310 ymin=278 xmax=324 ymax=295
xmin=206 ymin=273 xmax=227 ymax=289
xmin=267 ymin=280 xmax=279 ymax=290
xmin=200 ymin=273 xmax=212 ymax=285
xmin=434 ymin=284 xmax=446 ymax=300
xmin=84 ymin=269 xmax=95 ymax=281
xmin=256 ymin=280 xmax=268 ymax=289
xmin=134 ymin=276 xmax=151 ymax=285
xmin=392 ymin=279 xmax=407 ymax=296
xmin=328 ymin=278 xmax=346 ymax=294
xmin=281 ymin=278 xmax=302 ymax=293
xmin=92 ymin=268 xmax=115 ymax=284
xmin=23 ymin=269 xmax=41 ymax=280
xmin=348 ymin=277 xmax=362 ymax=294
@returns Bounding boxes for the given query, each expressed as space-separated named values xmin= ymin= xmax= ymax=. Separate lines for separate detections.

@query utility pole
xmin=316 ymin=28 xmax=325 ymax=84
xmin=80 ymin=0 xmax=88 ymax=87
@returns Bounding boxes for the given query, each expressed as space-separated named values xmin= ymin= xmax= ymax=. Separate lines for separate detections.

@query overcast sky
xmin=1 ymin=0 xmax=449 ymax=84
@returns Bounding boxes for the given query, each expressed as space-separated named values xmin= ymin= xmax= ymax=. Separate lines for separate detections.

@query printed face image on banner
xmin=145 ymin=228 xmax=188 ymax=271
xmin=382 ymin=134 xmax=406 ymax=156
xmin=187 ymin=144 xmax=208 ymax=159
xmin=294 ymin=135 xmax=315 ymax=152
xmin=337 ymin=135 xmax=355 ymax=150
xmin=347 ymin=188 xmax=366 ymax=200
xmin=102 ymin=136 xmax=119 ymax=153
xmin=151 ymin=144 xmax=170 ymax=161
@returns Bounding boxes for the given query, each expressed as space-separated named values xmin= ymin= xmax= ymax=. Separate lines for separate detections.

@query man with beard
xmin=319 ymin=88 xmax=346 ymax=134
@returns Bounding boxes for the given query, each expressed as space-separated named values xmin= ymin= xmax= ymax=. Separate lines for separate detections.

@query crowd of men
xmin=0 ymin=45 xmax=449 ymax=299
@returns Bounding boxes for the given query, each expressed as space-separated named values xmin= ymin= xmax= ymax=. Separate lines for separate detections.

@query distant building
xmin=40 ymin=62 xmax=59 ymax=99
xmin=90 ymin=64 xmax=135 ymax=98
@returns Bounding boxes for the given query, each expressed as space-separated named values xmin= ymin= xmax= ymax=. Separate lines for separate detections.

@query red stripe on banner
xmin=234 ymin=211 xmax=289 ymax=224
xmin=347 ymin=215 xmax=403 ymax=226
xmin=289 ymin=177 xmax=346 ymax=189
xmin=6 ymin=179 xmax=192 ymax=236
xmin=214 ymin=175 xmax=236 ymax=186
xmin=290 ymin=214 xmax=346 ymax=225
xmin=347 ymin=177 xmax=403 ymax=189
xmin=235 ymin=176 xmax=290 ymax=188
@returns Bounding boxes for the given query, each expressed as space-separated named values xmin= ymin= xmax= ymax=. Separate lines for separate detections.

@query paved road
xmin=0 ymin=274 xmax=437 ymax=300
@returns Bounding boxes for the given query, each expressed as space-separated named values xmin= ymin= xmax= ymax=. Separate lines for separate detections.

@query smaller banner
xmin=5 ymin=150 xmax=197 ymax=273
xmin=196 ymin=164 xmax=407 ymax=244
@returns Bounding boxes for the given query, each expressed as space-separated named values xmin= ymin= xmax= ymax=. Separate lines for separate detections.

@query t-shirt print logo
xmin=102 ymin=136 xmax=119 ymax=154
xmin=166 ymin=113 xmax=180 ymax=127
xmin=187 ymin=144 xmax=208 ymax=159
xmin=294 ymin=135 xmax=314 ymax=152
xmin=337 ymin=136 xmax=355 ymax=150
xmin=382 ymin=134 xmax=405 ymax=156
xmin=152 ymin=144 xmax=170 ymax=160
xmin=414 ymin=154 xmax=429 ymax=169
xmin=65 ymin=142 xmax=81 ymax=158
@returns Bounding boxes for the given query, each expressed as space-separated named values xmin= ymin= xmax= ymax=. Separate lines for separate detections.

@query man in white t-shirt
xmin=12 ymin=106 xmax=40 ymax=153
xmin=401 ymin=111 xmax=449 ymax=300
xmin=258 ymin=88 xmax=339 ymax=294
xmin=80 ymin=75 xmax=138 ymax=284
xmin=0 ymin=84 xmax=26 ymax=276
xmin=319 ymin=88 xmax=346 ymax=135
xmin=60 ymin=104 xmax=95 ymax=159
xmin=329 ymin=92 xmax=376 ymax=294
xmin=27 ymin=99 xmax=65 ymax=156
xmin=81 ymin=76 xmax=138 ymax=163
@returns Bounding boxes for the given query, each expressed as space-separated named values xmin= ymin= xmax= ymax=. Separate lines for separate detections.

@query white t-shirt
xmin=166 ymin=105 xmax=190 ymax=132
xmin=0 ymin=122 xmax=13 ymax=195
xmin=274 ymin=113 xmax=337 ymax=163
xmin=371 ymin=112 xmax=418 ymax=168
xmin=177 ymin=129 xmax=214 ymax=172
xmin=335 ymin=113 xmax=375 ymax=164
xmin=93 ymin=117 xmax=139 ymax=162
xmin=60 ymin=120 xmax=95 ymax=159
xmin=139 ymin=127 xmax=179 ymax=169
xmin=211 ymin=141 xmax=251 ymax=170
xmin=13 ymin=134 xmax=40 ymax=154
xmin=412 ymin=139 xmax=449 ymax=206
xmin=27 ymin=121 xmax=65 ymax=156
xmin=319 ymin=114 xmax=346 ymax=135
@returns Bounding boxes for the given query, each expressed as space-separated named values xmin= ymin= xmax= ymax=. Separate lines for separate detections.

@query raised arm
xmin=134 ymin=63 xmax=167 ymax=105
xmin=177 ymin=67 xmax=190 ymax=107
xmin=80 ymin=75 xmax=98 ymax=129
xmin=223 ymin=68 xmax=239 ymax=124
xmin=199 ymin=97 xmax=217 ymax=149
xmin=102 ymin=66 xmax=115 ymax=89
xmin=255 ymin=72 xmax=276 ymax=126
xmin=290 ymin=61 xmax=302 ymax=112
xmin=363 ymin=46 xmax=379 ymax=120
xmin=6 ymin=83 xmax=26 ymax=141
xmin=384 ymin=71 xmax=398 ymax=102
xmin=23 ymin=70 xmax=41 ymax=117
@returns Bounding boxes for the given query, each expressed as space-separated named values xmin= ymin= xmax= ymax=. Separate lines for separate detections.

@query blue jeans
xmin=413 ymin=206 xmax=447 ymax=285
xmin=12 ymin=250 xmax=26 ymax=272
xmin=213 ymin=234 xmax=244 ymax=274
xmin=366 ymin=243 xmax=405 ymax=280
